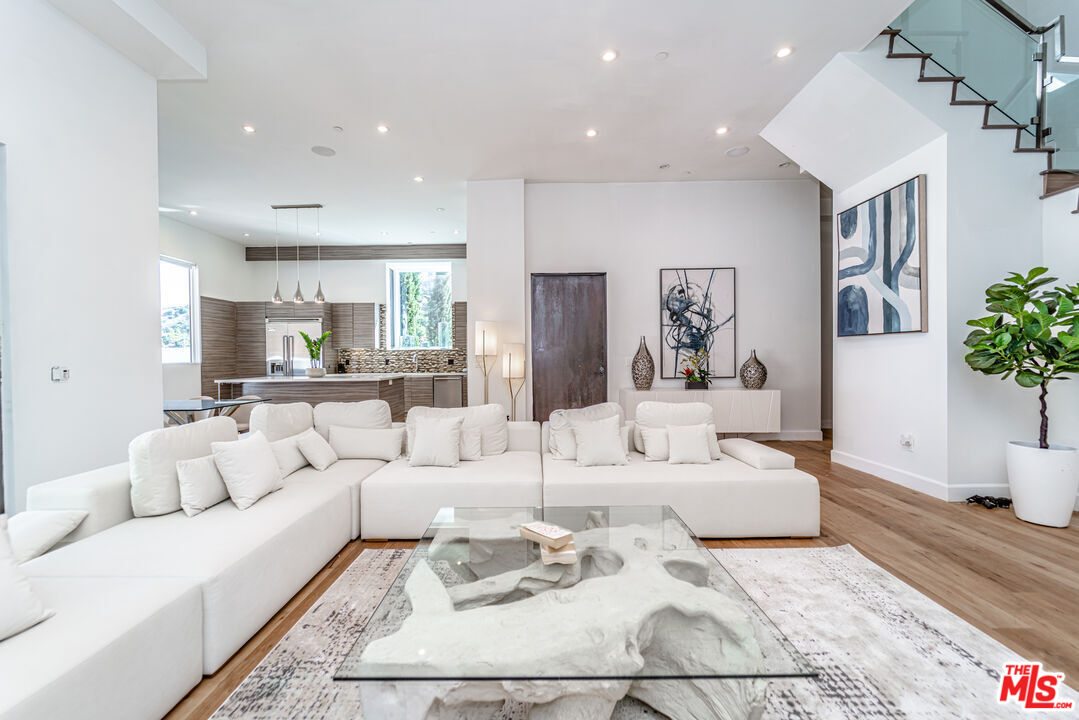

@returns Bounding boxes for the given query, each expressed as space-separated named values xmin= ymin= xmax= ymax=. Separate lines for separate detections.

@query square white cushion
xmin=548 ymin=402 xmax=624 ymax=460
xmin=638 ymin=422 xmax=722 ymax=461
xmin=176 ymin=455 xmax=229 ymax=517
xmin=7 ymin=511 xmax=88 ymax=564
xmin=329 ymin=426 xmax=403 ymax=462
xmin=409 ymin=417 xmax=464 ymax=467
xmin=0 ymin=516 xmax=53 ymax=642
xmin=459 ymin=426 xmax=482 ymax=461
xmin=249 ymin=402 xmax=314 ymax=441
xmin=633 ymin=401 xmax=714 ymax=452
xmin=297 ymin=430 xmax=339 ymax=471
xmin=313 ymin=400 xmax=392 ymax=439
xmin=407 ymin=404 xmax=507 ymax=456
xmin=128 ymin=416 xmax=238 ymax=517
xmin=211 ymin=431 xmax=283 ymax=510
xmin=269 ymin=431 xmax=311 ymax=476
xmin=667 ymin=424 xmax=712 ymax=464
xmin=573 ymin=415 xmax=628 ymax=467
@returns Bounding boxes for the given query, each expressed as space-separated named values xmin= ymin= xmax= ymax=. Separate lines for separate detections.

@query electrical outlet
xmin=51 ymin=366 xmax=70 ymax=382
xmin=899 ymin=433 xmax=915 ymax=451
xmin=447 ymin=358 xmax=454 ymax=365
xmin=384 ymin=358 xmax=390 ymax=365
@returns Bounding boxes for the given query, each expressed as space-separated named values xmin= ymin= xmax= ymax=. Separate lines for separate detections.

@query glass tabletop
xmin=163 ymin=398 xmax=268 ymax=411
xmin=335 ymin=505 xmax=816 ymax=682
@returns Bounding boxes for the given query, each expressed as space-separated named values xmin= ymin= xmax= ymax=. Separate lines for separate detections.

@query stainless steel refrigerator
xmin=266 ymin=319 xmax=325 ymax=376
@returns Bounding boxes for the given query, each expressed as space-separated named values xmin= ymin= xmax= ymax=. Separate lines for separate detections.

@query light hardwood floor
xmin=165 ymin=437 xmax=1079 ymax=719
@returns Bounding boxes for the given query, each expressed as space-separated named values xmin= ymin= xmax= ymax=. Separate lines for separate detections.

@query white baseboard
xmin=749 ymin=430 xmax=824 ymax=442
xmin=830 ymin=450 xmax=949 ymax=501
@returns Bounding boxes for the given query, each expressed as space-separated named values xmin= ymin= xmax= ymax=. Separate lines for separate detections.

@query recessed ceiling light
xmin=715 ymin=126 xmax=729 ymax=135
xmin=453 ymin=229 xmax=460 ymax=235
xmin=725 ymin=146 xmax=750 ymax=157
xmin=316 ymin=231 xmax=321 ymax=237
xmin=188 ymin=210 xmax=198 ymax=216
xmin=585 ymin=128 xmax=598 ymax=138
xmin=377 ymin=124 xmax=389 ymax=134
xmin=601 ymin=49 xmax=618 ymax=62
xmin=435 ymin=207 xmax=445 ymax=212
xmin=776 ymin=46 xmax=793 ymax=59
xmin=413 ymin=176 xmax=424 ymax=183
xmin=429 ymin=231 xmax=436 ymax=234
xmin=380 ymin=231 xmax=390 ymax=236
xmin=311 ymin=146 xmax=336 ymax=156
xmin=158 ymin=206 xmax=178 ymax=213
xmin=658 ymin=163 xmax=670 ymax=170
xmin=241 ymin=124 xmax=256 ymax=134
xmin=655 ymin=51 xmax=670 ymax=61
xmin=243 ymin=232 xmax=250 ymax=237
xmin=332 ymin=126 xmax=344 ymax=132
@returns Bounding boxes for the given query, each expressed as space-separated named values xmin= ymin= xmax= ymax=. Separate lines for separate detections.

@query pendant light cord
xmin=274 ymin=209 xmax=280 ymax=282
xmin=295 ymin=209 xmax=300 ymax=280
xmin=316 ymin=208 xmax=321 ymax=277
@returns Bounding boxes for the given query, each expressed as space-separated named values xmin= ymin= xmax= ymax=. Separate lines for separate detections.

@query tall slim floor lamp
xmin=475 ymin=321 xmax=498 ymax=404
xmin=502 ymin=343 xmax=526 ymax=421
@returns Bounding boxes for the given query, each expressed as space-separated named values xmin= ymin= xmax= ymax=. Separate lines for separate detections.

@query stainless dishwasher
xmin=433 ymin=375 xmax=463 ymax=408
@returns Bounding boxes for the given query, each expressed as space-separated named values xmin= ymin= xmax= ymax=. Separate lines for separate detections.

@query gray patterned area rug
xmin=212 ymin=545 xmax=1077 ymax=719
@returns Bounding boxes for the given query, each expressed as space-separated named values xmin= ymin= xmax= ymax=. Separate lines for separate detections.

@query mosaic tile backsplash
xmin=333 ymin=302 xmax=467 ymax=373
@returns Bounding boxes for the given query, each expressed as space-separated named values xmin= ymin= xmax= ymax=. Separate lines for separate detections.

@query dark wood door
xmin=531 ymin=273 xmax=607 ymax=422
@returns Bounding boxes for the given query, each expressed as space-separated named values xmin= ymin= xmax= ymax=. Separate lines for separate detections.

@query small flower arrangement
xmin=680 ymin=348 xmax=711 ymax=387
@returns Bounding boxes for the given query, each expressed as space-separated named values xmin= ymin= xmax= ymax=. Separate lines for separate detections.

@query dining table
xmin=162 ymin=397 xmax=270 ymax=426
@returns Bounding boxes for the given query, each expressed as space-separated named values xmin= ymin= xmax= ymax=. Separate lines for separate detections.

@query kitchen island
xmin=215 ymin=373 xmax=466 ymax=421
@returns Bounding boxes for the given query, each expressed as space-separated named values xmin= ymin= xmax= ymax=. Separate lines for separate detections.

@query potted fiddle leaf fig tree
xmin=964 ymin=267 xmax=1079 ymax=527
xmin=299 ymin=330 xmax=332 ymax=377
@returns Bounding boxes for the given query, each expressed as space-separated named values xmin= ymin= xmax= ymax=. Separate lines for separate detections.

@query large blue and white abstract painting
xmin=660 ymin=267 xmax=736 ymax=378
xmin=837 ymin=176 xmax=928 ymax=337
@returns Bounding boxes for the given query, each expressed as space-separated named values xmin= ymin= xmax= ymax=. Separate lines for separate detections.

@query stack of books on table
xmin=519 ymin=521 xmax=577 ymax=565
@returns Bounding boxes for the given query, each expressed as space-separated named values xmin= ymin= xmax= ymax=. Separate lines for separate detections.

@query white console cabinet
xmin=619 ymin=388 xmax=781 ymax=434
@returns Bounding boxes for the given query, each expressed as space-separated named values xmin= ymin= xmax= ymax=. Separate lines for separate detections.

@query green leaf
xmin=1016 ymin=371 xmax=1043 ymax=388
xmin=1027 ymin=267 xmax=1049 ymax=281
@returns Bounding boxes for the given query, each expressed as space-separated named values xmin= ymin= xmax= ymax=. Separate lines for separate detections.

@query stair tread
xmin=919 ymin=75 xmax=965 ymax=82
xmin=984 ymin=124 xmax=1029 ymax=130
xmin=952 ymin=99 xmax=996 ymax=105
xmin=888 ymin=52 xmax=932 ymax=59
xmin=1014 ymin=147 xmax=1057 ymax=153
xmin=880 ymin=28 xmax=902 ymax=35
xmin=1041 ymin=169 xmax=1079 ymax=176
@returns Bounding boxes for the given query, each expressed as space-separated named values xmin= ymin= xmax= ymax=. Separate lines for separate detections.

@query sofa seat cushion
xmin=22 ymin=477 xmax=350 ymax=673
xmin=0 ymin=576 xmax=202 ymax=720
xmin=542 ymin=452 xmax=819 ymax=539
xmin=360 ymin=451 xmax=542 ymax=539
xmin=287 ymin=458 xmax=386 ymax=540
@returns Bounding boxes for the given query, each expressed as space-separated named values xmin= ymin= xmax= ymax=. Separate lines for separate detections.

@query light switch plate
xmin=51 ymin=366 xmax=70 ymax=382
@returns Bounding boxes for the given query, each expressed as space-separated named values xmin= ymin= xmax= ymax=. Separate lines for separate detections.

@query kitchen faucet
xmin=411 ymin=351 xmax=419 ymax=372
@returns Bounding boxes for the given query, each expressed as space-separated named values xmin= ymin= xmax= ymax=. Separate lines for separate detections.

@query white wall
xmin=160 ymin=217 xmax=253 ymax=302
xmin=0 ymin=0 xmax=162 ymax=511
xmin=522 ymin=180 xmax=823 ymax=439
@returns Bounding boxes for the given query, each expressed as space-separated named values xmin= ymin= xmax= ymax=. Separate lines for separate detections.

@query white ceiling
xmin=156 ymin=0 xmax=912 ymax=246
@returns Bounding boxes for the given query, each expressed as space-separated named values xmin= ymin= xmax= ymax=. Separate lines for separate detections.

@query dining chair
xmin=229 ymin=395 xmax=262 ymax=433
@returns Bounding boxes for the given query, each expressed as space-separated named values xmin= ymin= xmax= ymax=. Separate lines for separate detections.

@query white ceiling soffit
xmin=762 ymin=53 xmax=945 ymax=191
xmin=154 ymin=0 xmax=913 ymax=245
xmin=48 ymin=0 xmax=206 ymax=80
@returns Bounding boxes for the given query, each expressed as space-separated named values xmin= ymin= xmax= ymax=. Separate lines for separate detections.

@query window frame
xmin=159 ymin=254 xmax=201 ymax=364
xmin=386 ymin=261 xmax=453 ymax=350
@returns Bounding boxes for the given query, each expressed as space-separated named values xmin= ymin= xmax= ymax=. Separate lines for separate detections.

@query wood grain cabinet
xmin=404 ymin=376 xmax=433 ymax=409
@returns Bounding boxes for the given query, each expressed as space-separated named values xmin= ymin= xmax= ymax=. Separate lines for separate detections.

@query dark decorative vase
xmin=739 ymin=349 xmax=767 ymax=389
xmin=631 ymin=336 xmax=655 ymax=390
xmin=685 ymin=380 xmax=709 ymax=390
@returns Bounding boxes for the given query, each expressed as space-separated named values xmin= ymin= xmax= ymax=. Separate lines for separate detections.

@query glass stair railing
xmin=891 ymin=0 xmax=1079 ymax=174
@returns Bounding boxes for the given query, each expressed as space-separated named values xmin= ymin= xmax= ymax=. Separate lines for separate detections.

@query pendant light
xmin=292 ymin=208 xmax=304 ymax=304
xmin=313 ymin=206 xmax=325 ymax=303
xmin=271 ymin=208 xmax=283 ymax=303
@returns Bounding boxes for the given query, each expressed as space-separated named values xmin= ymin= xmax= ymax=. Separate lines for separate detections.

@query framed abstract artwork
xmin=837 ymin=175 xmax=928 ymax=337
xmin=659 ymin=267 xmax=736 ymax=379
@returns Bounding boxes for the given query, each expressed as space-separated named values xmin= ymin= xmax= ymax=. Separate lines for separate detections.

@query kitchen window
xmin=387 ymin=262 xmax=453 ymax=349
xmin=160 ymin=256 xmax=200 ymax=363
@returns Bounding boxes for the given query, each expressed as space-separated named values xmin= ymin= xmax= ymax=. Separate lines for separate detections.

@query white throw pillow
xmin=211 ymin=431 xmax=283 ymax=510
xmin=633 ymin=401 xmax=714 ymax=452
xmin=269 ymin=431 xmax=311 ymax=476
xmin=0 ymin=516 xmax=53 ymax=642
xmin=572 ymin=415 xmax=628 ymax=467
xmin=329 ymin=425 xmax=403 ymax=461
xmin=409 ymin=416 xmax=464 ymax=467
xmin=459 ymin=426 xmax=482 ymax=461
xmin=638 ymin=423 xmax=722 ymax=461
xmin=128 ymin=416 xmax=238 ymax=517
xmin=407 ymin=405 xmax=508 ymax=456
xmin=548 ymin=402 xmax=624 ymax=460
xmin=667 ymin=424 xmax=713 ymax=465
xmin=176 ymin=455 xmax=229 ymax=517
xmin=313 ymin=400 xmax=393 ymax=439
xmin=297 ymin=430 xmax=339 ymax=471
xmin=7 ymin=510 xmax=88 ymax=563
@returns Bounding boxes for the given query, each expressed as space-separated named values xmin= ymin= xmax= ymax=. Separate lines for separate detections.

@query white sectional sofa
xmin=1 ymin=398 xmax=820 ymax=720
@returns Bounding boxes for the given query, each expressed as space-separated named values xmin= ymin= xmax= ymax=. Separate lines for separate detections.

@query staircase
xmin=882 ymin=0 xmax=1079 ymax=216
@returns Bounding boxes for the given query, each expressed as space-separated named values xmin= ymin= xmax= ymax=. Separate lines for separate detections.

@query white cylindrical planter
xmin=1006 ymin=441 xmax=1079 ymax=528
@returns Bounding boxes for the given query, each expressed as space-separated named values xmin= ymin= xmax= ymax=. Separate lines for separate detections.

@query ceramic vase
xmin=631 ymin=336 xmax=655 ymax=390
xmin=739 ymin=350 xmax=767 ymax=389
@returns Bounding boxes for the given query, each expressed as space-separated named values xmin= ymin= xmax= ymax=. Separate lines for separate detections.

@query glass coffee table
xmin=336 ymin=506 xmax=816 ymax=719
